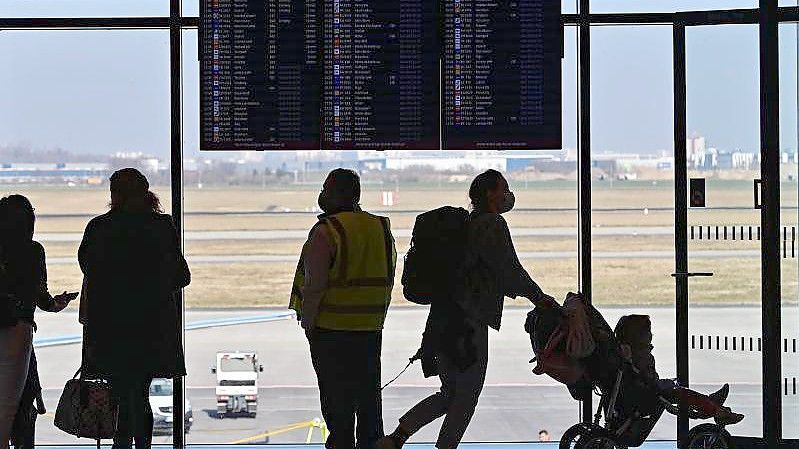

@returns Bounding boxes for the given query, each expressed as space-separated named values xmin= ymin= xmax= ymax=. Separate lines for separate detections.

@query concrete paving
xmin=31 ymin=226 xmax=677 ymax=243
xmin=30 ymin=307 xmax=799 ymax=445
xmin=43 ymin=250 xmax=764 ymax=265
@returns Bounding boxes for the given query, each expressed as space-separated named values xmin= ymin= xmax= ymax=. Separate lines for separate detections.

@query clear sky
xmin=1 ymin=0 xmax=798 ymax=158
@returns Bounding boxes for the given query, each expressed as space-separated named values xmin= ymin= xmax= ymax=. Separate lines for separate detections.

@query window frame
xmin=0 ymin=2 xmax=794 ymax=447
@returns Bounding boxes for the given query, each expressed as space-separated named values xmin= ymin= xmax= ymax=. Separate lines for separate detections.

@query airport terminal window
xmin=779 ymin=22 xmax=799 ymax=440
xmin=0 ymin=29 xmax=172 ymax=444
xmin=589 ymin=25 xmax=677 ymax=440
xmin=181 ymin=20 xmax=580 ymax=443
xmin=3 ymin=3 xmax=796 ymax=447
xmin=684 ymin=24 xmax=763 ymax=437
xmin=185 ymin=0 xmax=200 ymax=18
xmin=0 ymin=0 xmax=168 ymax=18
xmin=589 ymin=0 xmax=758 ymax=14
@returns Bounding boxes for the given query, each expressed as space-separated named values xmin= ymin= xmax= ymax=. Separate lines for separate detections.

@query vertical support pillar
xmin=170 ymin=0 xmax=185 ymax=446
xmin=672 ymin=22 xmax=690 ymax=448
xmin=759 ymin=0 xmax=782 ymax=445
xmin=577 ymin=0 xmax=593 ymax=425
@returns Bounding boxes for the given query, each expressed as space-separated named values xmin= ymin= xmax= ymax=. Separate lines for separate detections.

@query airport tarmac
xmin=31 ymin=307 xmax=799 ymax=445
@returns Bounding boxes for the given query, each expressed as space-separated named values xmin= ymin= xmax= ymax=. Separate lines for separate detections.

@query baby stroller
xmin=526 ymin=294 xmax=736 ymax=449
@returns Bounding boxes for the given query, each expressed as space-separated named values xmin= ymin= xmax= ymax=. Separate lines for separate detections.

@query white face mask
xmin=499 ymin=191 xmax=515 ymax=214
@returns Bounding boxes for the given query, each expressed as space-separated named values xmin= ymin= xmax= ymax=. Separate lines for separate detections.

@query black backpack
xmin=401 ymin=206 xmax=470 ymax=305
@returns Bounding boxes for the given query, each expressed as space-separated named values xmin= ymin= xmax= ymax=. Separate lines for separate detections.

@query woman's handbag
xmin=54 ymin=368 xmax=118 ymax=440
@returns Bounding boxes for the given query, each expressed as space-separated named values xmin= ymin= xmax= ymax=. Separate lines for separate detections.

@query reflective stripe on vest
xmin=289 ymin=212 xmax=396 ymax=331
xmin=317 ymin=212 xmax=396 ymax=331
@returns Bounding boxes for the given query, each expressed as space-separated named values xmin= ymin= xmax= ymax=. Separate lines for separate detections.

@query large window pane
xmin=779 ymin=23 xmax=799 ymax=441
xmin=180 ymin=26 xmax=580 ymax=444
xmin=591 ymin=25 xmax=677 ymax=440
xmin=0 ymin=29 xmax=172 ymax=444
xmin=686 ymin=25 xmax=762 ymax=437
xmin=590 ymin=0 xmax=757 ymax=13
xmin=0 ymin=1 xmax=168 ymax=18
xmin=183 ymin=1 xmax=199 ymax=20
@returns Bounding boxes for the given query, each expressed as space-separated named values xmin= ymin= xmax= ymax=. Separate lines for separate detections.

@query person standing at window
xmin=0 ymin=195 xmax=75 ymax=449
xmin=80 ymin=169 xmax=190 ymax=449
xmin=290 ymin=169 xmax=397 ymax=449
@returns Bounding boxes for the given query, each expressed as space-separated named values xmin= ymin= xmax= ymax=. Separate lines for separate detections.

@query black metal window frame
xmin=0 ymin=1 xmax=793 ymax=447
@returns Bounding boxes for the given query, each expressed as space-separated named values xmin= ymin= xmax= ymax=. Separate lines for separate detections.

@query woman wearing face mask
xmin=379 ymin=170 xmax=556 ymax=449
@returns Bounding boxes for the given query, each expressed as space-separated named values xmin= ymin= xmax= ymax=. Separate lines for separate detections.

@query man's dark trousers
xmin=310 ymin=329 xmax=383 ymax=449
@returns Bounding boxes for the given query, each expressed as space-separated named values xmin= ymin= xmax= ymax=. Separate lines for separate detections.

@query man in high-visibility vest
xmin=290 ymin=168 xmax=397 ymax=449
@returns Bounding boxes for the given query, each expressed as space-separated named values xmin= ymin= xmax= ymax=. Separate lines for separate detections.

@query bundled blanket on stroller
xmin=525 ymin=292 xmax=625 ymax=400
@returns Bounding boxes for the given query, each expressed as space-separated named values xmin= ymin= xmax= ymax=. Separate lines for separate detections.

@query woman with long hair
xmin=380 ymin=170 xmax=557 ymax=449
xmin=79 ymin=168 xmax=190 ymax=449
xmin=0 ymin=195 xmax=75 ymax=449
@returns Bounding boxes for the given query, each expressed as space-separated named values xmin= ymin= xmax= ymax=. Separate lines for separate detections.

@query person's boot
xmin=709 ymin=383 xmax=730 ymax=406
xmin=376 ymin=425 xmax=411 ymax=449
xmin=714 ymin=406 xmax=744 ymax=426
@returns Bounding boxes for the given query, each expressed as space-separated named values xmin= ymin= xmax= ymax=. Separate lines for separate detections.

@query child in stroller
xmin=527 ymin=296 xmax=744 ymax=449
xmin=613 ymin=315 xmax=743 ymax=427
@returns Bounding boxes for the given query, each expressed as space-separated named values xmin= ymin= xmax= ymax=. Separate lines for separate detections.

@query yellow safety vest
xmin=289 ymin=211 xmax=396 ymax=331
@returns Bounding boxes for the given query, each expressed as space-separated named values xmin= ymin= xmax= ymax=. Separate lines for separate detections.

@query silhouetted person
xmin=0 ymin=195 xmax=74 ymax=449
xmin=79 ymin=168 xmax=190 ymax=449
xmin=289 ymin=169 xmax=397 ymax=449
xmin=380 ymin=170 xmax=555 ymax=449
xmin=614 ymin=315 xmax=743 ymax=426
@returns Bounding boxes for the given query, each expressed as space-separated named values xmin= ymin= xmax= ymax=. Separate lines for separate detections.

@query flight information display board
xmin=442 ymin=0 xmax=561 ymax=150
xmin=201 ymin=0 xmax=439 ymax=151
xmin=201 ymin=0 xmax=322 ymax=150
xmin=321 ymin=0 xmax=440 ymax=150
xmin=200 ymin=0 xmax=561 ymax=151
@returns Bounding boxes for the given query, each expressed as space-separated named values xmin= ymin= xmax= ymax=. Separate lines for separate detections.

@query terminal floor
xmin=47 ymin=443 xmax=680 ymax=449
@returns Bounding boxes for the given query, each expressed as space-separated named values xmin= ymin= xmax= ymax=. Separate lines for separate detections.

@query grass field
xmin=5 ymin=181 xmax=798 ymax=308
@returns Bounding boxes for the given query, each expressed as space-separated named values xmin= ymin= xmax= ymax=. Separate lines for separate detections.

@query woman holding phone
xmin=0 ymin=194 xmax=77 ymax=449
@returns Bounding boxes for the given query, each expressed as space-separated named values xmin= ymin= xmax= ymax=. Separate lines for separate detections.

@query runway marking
xmin=227 ymin=418 xmax=326 ymax=445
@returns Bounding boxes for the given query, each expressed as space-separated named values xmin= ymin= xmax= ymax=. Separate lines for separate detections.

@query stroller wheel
xmin=685 ymin=423 xmax=733 ymax=449
xmin=559 ymin=423 xmax=587 ymax=449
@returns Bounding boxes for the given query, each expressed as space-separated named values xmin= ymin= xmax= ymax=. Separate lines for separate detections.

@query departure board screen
xmin=442 ymin=0 xmax=561 ymax=150
xmin=201 ymin=0 xmax=561 ymax=151
xmin=201 ymin=0 xmax=322 ymax=150
xmin=321 ymin=0 xmax=440 ymax=150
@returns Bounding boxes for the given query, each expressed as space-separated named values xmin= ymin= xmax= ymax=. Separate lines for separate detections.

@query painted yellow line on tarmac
xmin=41 ymin=410 xmax=322 ymax=445
xmin=227 ymin=420 xmax=317 ymax=445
